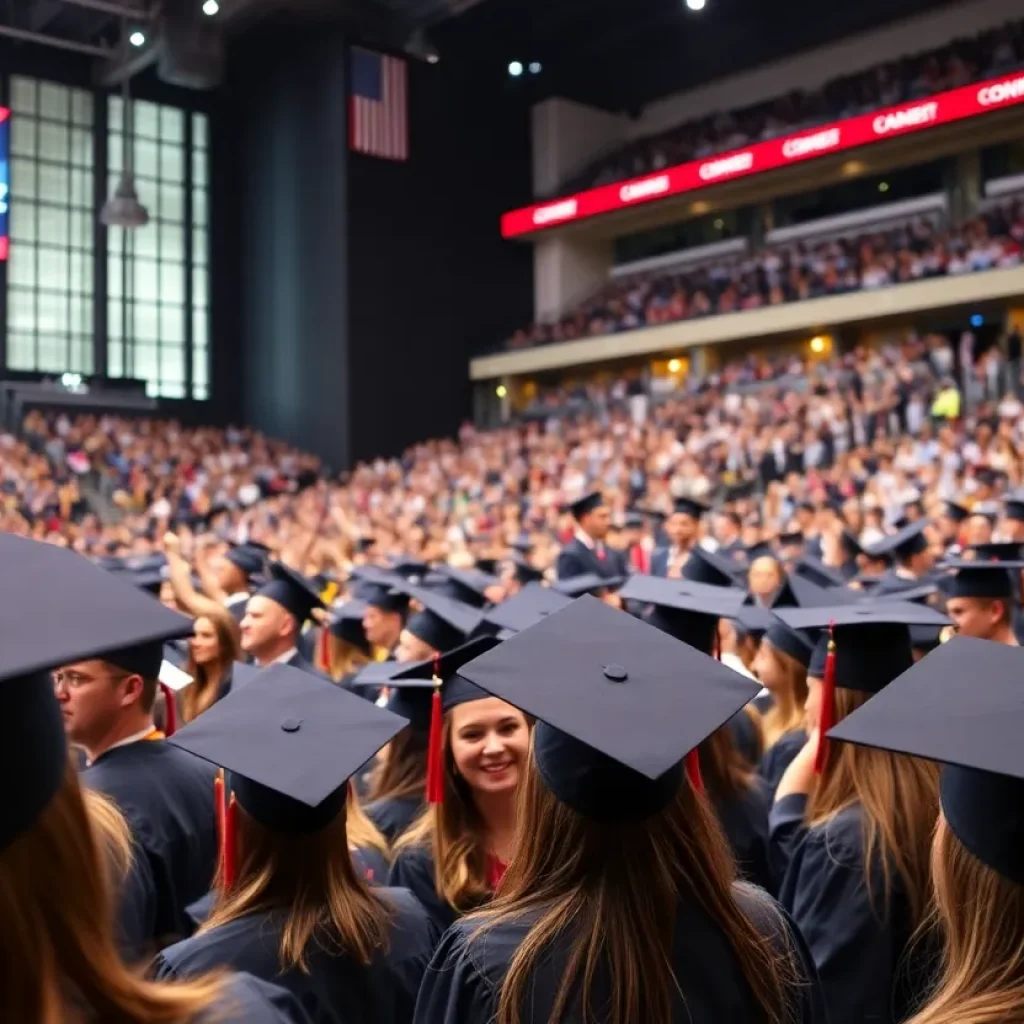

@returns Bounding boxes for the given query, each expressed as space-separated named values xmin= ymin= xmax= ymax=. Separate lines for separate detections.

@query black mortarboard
xmin=361 ymin=582 xmax=411 ymax=616
xmin=975 ymin=466 xmax=1005 ymax=488
xmin=431 ymin=566 xmax=499 ymax=608
xmin=480 ymin=582 xmax=573 ymax=634
xmin=326 ymin=600 xmax=371 ymax=654
xmin=763 ymin=618 xmax=814 ymax=669
xmin=402 ymin=586 xmax=482 ymax=653
xmin=388 ymin=557 xmax=431 ymax=582
xmin=793 ymin=556 xmax=847 ymax=590
xmin=778 ymin=601 xmax=950 ymax=693
xmin=475 ymin=557 xmax=501 ymax=577
xmin=731 ymin=604 xmax=776 ymax=641
xmin=564 ymin=490 xmax=605 ymax=520
xmin=769 ymin=573 xmax=853 ymax=610
xmin=256 ymin=562 xmax=325 ymax=624
xmin=942 ymin=559 xmax=1024 ymax=600
xmin=0 ymin=536 xmax=194 ymax=849
xmin=866 ymin=520 xmax=930 ymax=561
xmin=459 ymin=596 xmax=760 ymax=820
xmin=618 ymin=575 xmax=746 ymax=655
xmin=943 ymin=501 xmax=971 ymax=524
xmin=226 ymin=542 xmax=269 ymax=578
xmin=682 ymin=547 xmax=745 ymax=588
xmin=967 ymin=542 xmax=1024 ymax=562
xmin=551 ymin=573 xmax=627 ymax=598
xmin=828 ymin=637 xmax=1024 ymax=884
xmin=389 ymin=636 xmax=502 ymax=714
xmin=510 ymin=552 xmax=545 ymax=586
xmin=170 ymin=663 xmax=406 ymax=833
xmin=1004 ymin=489 xmax=1024 ymax=523
xmin=743 ymin=540 xmax=774 ymax=562
xmin=778 ymin=531 xmax=805 ymax=549
xmin=673 ymin=496 xmax=709 ymax=520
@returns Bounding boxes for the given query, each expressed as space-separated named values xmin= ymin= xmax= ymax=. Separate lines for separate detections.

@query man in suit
xmin=556 ymin=490 xmax=628 ymax=580
xmin=239 ymin=561 xmax=325 ymax=674
xmin=651 ymin=497 xmax=708 ymax=578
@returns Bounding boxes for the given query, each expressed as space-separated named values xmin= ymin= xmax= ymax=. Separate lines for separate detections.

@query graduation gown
xmin=412 ymin=882 xmax=824 ymax=1024
xmin=199 ymin=973 xmax=314 ymax=1024
xmin=759 ymin=729 xmax=807 ymax=800
xmin=554 ymin=538 xmax=628 ymax=581
xmin=155 ymin=888 xmax=439 ymax=1024
xmin=711 ymin=777 xmax=772 ymax=895
xmin=388 ymin=843 xmax=484 ymax=936
xmin=365 ymin=795 xmax=423 ymax=845
xmin=83 ymin=739 xmax=218 ymax=943
xmin=117 ymin=836 xmax=158 ymax=962
xmin=771 ymin=794 xmax=934 ymax=1024
xmin=728 ymin=709 xmax=763 ymax=768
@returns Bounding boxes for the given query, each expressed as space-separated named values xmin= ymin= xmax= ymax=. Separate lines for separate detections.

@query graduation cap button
xmin=281 ymin=718 xmax=302 ymax=733
xmin=603 ymin=664 xmax=628 ymax=682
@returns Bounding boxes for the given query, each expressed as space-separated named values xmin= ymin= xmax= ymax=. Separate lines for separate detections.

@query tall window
xmin=7 ymin=77 xmax=94 ymax=375
xmin=192 ymin=113 xmax=209 ymax=400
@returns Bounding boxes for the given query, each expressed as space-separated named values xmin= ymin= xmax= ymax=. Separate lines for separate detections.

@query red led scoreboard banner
xmin=501 ymin=71 xmax=1024 ymax=238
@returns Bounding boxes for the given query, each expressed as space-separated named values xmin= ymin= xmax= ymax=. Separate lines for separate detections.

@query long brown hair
xmin=698 ymin=725 xmax=758 ymax=804
xmin=395 ymin=712 xmax=523 ymax=913
xmin=183 ymin=608 xmax=240 ymax=723
xmin=480 ymin=752 xmax=798 ymax=1024
xmin=200 ymin=800 xmax=392 ymax=972
xmin=808 ymin=688 xmax=939 ymax=926
xmin=759 ymin=642 xmax=808 ymax=749
xmin=345 ymin=783 xmax=390 ymax=865
xmin=0 ymin=760 xmax=226 ymax=1023
xmin=906 ymin=816 xmax=1024 ymax=1024
xmin=317 ymin=635 xmax=370 ymax=683
xmin=366 ymin=726 xmax=428 ymax=804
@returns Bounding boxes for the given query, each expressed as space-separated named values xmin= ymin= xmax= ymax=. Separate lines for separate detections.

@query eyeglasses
xmin=53 ymin=669 xmax=131 ymax=692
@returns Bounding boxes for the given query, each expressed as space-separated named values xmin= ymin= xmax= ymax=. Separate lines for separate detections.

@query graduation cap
xmin=225 ymin=542 xmax=269 ymax=578
xmin=966 ymin=542 xmax=1024 ymax=562
xmin=475 ymin=557 xmax=501 ymax=577
xmin=326 ymin=600 xmax=371 ymax=654
xmin=682 ymin=547 xmax=746 ymax=588
xmin=865 ymin=520 xmax=930 ymax=561
xmin=389 ymin=635 xmax=503 ymax=803
xmin=743 ymin=540 xmax=774 ymax=562
xmin=943 ymin=501 xmax=971 ymax=525
xmin=672 ymin=496 xmax=709 ymax=520
xmin=551 ymin=573 xmax=627 ymax=598
xmin=618 ymin=575 xmax=746 ymax=656
xmin=793 ymin=556 xmax=847 ymax=590
xmin=563 ymin=490 xmax=605 ymax=520
xmin=388 ymin=557 xmax=431 ymax=582
xmin=942 ymin=559 xmax=1024 ymax=600
xmin=431 ymin=566 xmax=499 ymax=608
xmin=509 ymin=551 xmax=545 ymax=586
xmin=458 ymin=596 xmax=760 ymax=820
xmin=622 ymin=511 xmax=646 ymax=531
xmin=1004 ymin=489 xmax=1024 ymax=523
xmin=255 ymin=562 xmax=326 ymax=625
xmin=827 ymin=637 xmax=1024 ymax=885
xmin=768 ymin=573 xmax=853 ymax=610
xmin=762 ymin=618 xmax=814 ymax=670
xmin=480 ymin=582 xmax=573 ymax=635
xmin=777 ymin=531 xmax=805 ymax=549
xmin=401 ymin=586 xmax=483 ymax=653
xmin=776 ymin=601 xmax=950 ymax=773
xmin=359 ymin=579 xmax=411 ymax=616
xmin=731 ymin=604 xmax=777 ymax=642
xmin=0 ymin=536 xmax=195 ymax=849
xmin=169 ymin=663 xmax=407 ymax=889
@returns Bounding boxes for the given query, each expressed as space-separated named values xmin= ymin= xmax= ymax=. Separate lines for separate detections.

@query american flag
xmin=349 ymin=47 xmax=408 ymax=162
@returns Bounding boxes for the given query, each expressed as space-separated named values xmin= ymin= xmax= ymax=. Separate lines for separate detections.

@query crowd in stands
xmin=506 ymin=201 xmax=1024 ymax=351
xmin=556 ymin=18 xmax=1024 ymax=196
xmin=5 ymin=325 xmax=1024 ymax=578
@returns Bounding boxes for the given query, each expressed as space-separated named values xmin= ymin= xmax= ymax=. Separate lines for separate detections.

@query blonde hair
xmin=808 ymin=688 xmax=939 ymax=927
xmin=83 ymin=788 xmax=136 ymax=891
xmin=906 ymin=815 xmax=1024 ymax=1024
xmin=0 ymin=760 xmax=226 ymax=1023
xmin=345 ymin=783 xmax=390 ymax=865
xmin=481 ymin=751 xmax=799 ymax=1024
xmin=318 ymin=634 xmax=371 ymax=682
xmin=759 ymin=642 xmax=808 ymax=750
xmin=183 ymin=607 xmax=241 ymax=723
xmin=366 ymin=727 xmax=428 ymax=805
xmin=200 ymin=800 xmax=392 ymax=972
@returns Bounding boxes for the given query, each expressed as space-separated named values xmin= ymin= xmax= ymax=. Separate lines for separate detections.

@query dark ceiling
xmin=431 ymin=0 xmax=963 ymax=113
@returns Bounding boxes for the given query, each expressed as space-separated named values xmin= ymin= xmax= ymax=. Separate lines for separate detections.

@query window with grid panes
xmin=7 ymin=77 xmax=94 ymax=375
xmin=108 ymin=97 xmax=206 ymax=399
xmin=192 ymin=113 xmax=209 ymax=400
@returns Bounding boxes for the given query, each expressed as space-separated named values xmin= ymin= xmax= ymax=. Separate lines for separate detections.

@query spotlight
xmin=508 ymin=61 xmax=523 ymax=77
xmin=202 ymin=0 xmax=219 ymax=13
xmin=810 ymin=336 xmax=826 ymax=354
xmin=129 ymin=29 xmax=146 ymax=47
xmin=878 ymin=181 xmax=890 ymax=193
xmin=686 ymin=0 xmax=706 ymax=9
xmin=668 ymin=359 xmax=683 ymax=374
xmin=970 ymin=314 xmax=984 ymax=328
xmin=427 ymin=53 xmax=439 ymax=64
xmin=496 ymin=384 xmax=508 ymax=398
xmin=529 ymin=62 xmax=542 ymax=74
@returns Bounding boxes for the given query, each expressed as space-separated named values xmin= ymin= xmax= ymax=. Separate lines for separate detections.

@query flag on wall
xmin=349 ymin=46 xmax=409 ymax=162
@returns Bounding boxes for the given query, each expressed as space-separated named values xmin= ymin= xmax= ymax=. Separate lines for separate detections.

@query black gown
xmin=770 ymin=793 xmax=934 ymax=1024
xmin=199 ymin=973 xmax=314 ymax=1024
xmin=759 ymin=729 xmax=807 ymax=799
xmin=155 ymin=888 xmax=439 ymax=1024
xmin=365 ymin=795 xmax=423 ymax=845
xmin=388 ymin=844 xmax=457 ymax=935
xmin=116 ymin=836 xmax=158 ymax=962
xmin=82 ymin=739 xmax=218 ymax=943
xmin=711 ymin=777 xmax=772 ymax=894
xmin=412 ymin=882 xmax=824 ymax=1023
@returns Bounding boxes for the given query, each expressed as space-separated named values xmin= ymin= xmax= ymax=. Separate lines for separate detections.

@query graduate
xmin=866 ymin=521 xmax=937 ymax=596
xmin=239 ymin=561 xmax=326 ymax=674
xmin=393 ymin=586 xmax=484 ymax=663
xmin=769 ymin=600 xmax=951 ymax=1024
xmin=0 ymin=535 xmax=309 ymax=1024
xmin=389 ymin=637 xmax=530 ymax=933
xmin=827 ymin=637 xmax=1024 ymax=1024
xmin=221 ymin=541 xmax=271 ymax=621
xmin=317 ymin=599 xmax=373 ymax=683
xmin=555 ymin=490 xmax=629 ymax=580
xmin=942 ymin=553 xmax=1024 ymax=646
xmin=620 ymin=574 xmax=773 ymax=892
xmin=154 ymin=662 xmax=438 ymax=1023
xmin=478 ymin=582 xmax=572 ymax=636
xmin=751 ymin=618 xmax=813 ymax=798
xmin=415 ymin=596 xmax=824 ymax=1024
xmin=51 ymin=557 xmax=220 ymax=950
xmin=358 ymin=578 xmax=411 ymax=660
xmin=430 ymin=564 xmax=503 ymax=608
xmin=650 ymin=496 xmax=709 ymax=577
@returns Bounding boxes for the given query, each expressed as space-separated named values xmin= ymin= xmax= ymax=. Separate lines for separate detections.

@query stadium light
xmin=529 ymin=62 xmax=542 ymax=74
xmin=496 ymin=385 xmax=508 ymax=398
xmin=202 ymin=0 xmax=220 ymax=14
xmin=668 ymin=359 xmax=682 ymax=374
xmin=129 ymin=30 xmax=146 ymax=47
xmin=686 ymin=0 xmax=706 ymax=10
xmin=810 ymin=336 xmax=826 ymax=354
xmin=508 ymin=61 xmax=524 ymax=77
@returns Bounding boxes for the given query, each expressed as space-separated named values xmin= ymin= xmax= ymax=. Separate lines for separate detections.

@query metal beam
xmin=29 ymin=0 xmax=67 ymax=32
xmin=94 ymin=40 xmax=160 ymax=86
xmin=58 ymin=0 xmax=153 ymax=18
xmin=0 ymin=22 xmax=111 ymax=57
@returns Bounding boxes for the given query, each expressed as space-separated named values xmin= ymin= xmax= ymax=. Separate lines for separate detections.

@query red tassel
xmin=161 ymin=683 xmax=177 ymax=737
xmin=318 ymin=626 xmax=331 ymax=675
xmin=814 ymin=621 xmax=837 ymax=774
xmin=223 ymin=793 xmax=238 ymax=890
xmin=213 ymin=773 xmax=226 ymax=887
xmin=686 ymin=748 xmax=704 ymax=793
xmin=426 ymin=654 xmax=445 ymax=805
